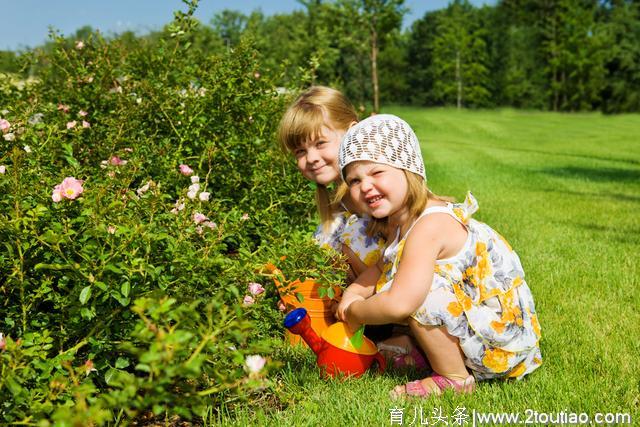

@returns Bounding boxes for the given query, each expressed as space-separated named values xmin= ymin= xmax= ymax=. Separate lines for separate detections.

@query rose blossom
xmin=0 ymin=333 xmax=5 ymax=351
xmin=109 ymin=156 xmax=127 ymax=166
xmin=198 ymin=191 xmax=210 ymax=201
xmin=277 ymin=300 xmax=287 ymax=312
xmin=203 ymin=221 xmax=217 ymax=229
xmin=107 ymin=225 xmax=116 ymax=234
xmin=78 ymin=110 xmax=88 ymax=117
xmin=193 ymin=212 xmax=207 ymax=224
xmin=179 ymin=164 xmax=193 ymax=176
xmin=59 ymin=177 xmax=84 ymax=199
xmin=75 ymin=41 xmax=85 ymax=50
xmin=0 ymin=118 xmax=9 ymax=133
xmin=190 ymin=175 xmax=199 ymax=184
xmin=57 ymin=104 xmax=70 ymax=113
xmin=248 ymin=282 xmax=265 ymax=296
xmin=3 ymin=133 xmax=15 ymax=142
xmin=51 ymin=185 xmax=63 ymax=202
xmin=136 ymin=181 xmax=151 ymax=196
xmin=0 ymin=165 xmax=6 ymax=174
xmin=66 ymin=121 xmax=77 ymax=129
xmin=241 ymin=213 xmax=250 ymax=221
xmin=244 ymin=355 xmax=266 ymax=374
xmin=82 ymin=121 xmax=91 ymax=128
xmin=243 ymin=295 xmax=255 ymax=306
xmin=23 ymin=145 xmax=31 ymax=153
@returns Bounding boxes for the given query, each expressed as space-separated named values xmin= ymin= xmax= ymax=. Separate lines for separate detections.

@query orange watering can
xmin=284 ymin=307 xmax=386 ymax=378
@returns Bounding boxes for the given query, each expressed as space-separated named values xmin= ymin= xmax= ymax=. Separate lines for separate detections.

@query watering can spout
xmin=284 ymin=308 xmax=325 ymax=355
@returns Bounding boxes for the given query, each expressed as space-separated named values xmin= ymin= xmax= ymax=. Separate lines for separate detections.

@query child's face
xmin=344 ymin=161 xmax=408 ymax=223
xmin=293 ymin=125 xmax=345 ymax=186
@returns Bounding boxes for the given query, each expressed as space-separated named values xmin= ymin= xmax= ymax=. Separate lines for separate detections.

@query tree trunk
xmin=456 ymin=50 xmax=462 ymax=109
xmin=371 ymin=24 xmax=379 ymax=113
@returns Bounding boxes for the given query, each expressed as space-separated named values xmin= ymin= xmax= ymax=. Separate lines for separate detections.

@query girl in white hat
xmin=335 ymin=114 xmax=542 ymax=397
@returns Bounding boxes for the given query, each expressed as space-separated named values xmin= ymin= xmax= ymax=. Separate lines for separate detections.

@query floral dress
xmin=376 ymin=193 xmax=542 ymax=380
xmin=314 ymin=211 xmax=386 ymax=267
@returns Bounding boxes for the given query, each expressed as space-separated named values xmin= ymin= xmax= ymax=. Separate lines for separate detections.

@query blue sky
xmin=2 ymin=0 xmax=496 ymax=51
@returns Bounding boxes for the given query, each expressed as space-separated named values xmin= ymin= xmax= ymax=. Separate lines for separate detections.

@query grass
xmin=217 ymin=108 xmax=640 ymax=426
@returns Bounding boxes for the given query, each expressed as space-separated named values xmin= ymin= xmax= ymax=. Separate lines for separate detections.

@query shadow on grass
xmin=551 ymin=219 xmax=640 ymax=245
xmin=540 ymin=166 xmax=640 ymax=183
xmin=442 ymin=140 xmax=640 ymax=166
xmin=538 ymin=188 xmax=640 ymax=204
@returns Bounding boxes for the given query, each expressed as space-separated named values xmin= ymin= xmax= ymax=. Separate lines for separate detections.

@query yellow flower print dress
xmin=376 ymin=193 xmax=542 ymax=380
xmin=314 ymin=211 xmax=386 ymax=267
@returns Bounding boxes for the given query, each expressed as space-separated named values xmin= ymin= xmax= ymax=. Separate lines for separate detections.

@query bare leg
xmin=392 ymin=318 xmax=470 ymax=397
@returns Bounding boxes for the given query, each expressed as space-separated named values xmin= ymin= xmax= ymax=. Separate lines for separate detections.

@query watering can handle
xmin=373 ymin=352 xmax=386 ymax=373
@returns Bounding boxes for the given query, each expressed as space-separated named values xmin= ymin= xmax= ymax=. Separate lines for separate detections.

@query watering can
xmin=284 ymin=307 xmax=386 ymax=378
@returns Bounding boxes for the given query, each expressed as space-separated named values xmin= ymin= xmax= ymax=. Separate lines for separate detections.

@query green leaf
xmin=295 ymin=292 xmax=304 ymax=303
xmin=349 ymin=325 xmax=365 ymax=350
xmin=115 ymin=357 xmax=130 ymax=369
xmin=327 ymin=287 xmax=335 ymax=299
xmin=79 ymin=286 xmax=92 ymax=305
xmin=121 ymin=282 xmax=131 ymax=298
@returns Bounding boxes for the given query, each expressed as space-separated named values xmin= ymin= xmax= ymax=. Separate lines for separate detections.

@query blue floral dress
xmin=376 ymin=193 xmax=542 ymax=380
xmin=314 ymin=211 xmax=386 ymax=267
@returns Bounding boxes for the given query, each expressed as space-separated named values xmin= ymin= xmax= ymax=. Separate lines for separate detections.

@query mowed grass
xmin=216 ymin=108 xmax=640 ymax=426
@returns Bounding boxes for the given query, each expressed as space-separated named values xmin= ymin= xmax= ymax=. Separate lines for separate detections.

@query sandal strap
xmin=432 ymin=374 xmax=476 ymax=393
xmin=404 ymin=380 xmax=428 ymax=396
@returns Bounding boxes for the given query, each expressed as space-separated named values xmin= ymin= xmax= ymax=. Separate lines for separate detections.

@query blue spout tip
xmin=284 ymin=307 xmax=307 ymax=329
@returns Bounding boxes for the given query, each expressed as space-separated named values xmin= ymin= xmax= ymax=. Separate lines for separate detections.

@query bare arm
xmin=346 ymin=217 xmax=446 ymax=325
xmin=335 ymin=259 xmax=382 ymax=320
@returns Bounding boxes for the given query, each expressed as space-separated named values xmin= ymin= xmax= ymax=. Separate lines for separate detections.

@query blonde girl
xmin=278 ymin=86 xmax=386 ymax=281
xmin=336 ymin=114 xmax=542 ymax=397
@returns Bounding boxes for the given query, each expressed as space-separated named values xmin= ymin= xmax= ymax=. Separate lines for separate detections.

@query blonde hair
xmin=334 ymin=168 xmax=453 ymax=238
xmin=278 ymin=86 xmax=358 ymax=230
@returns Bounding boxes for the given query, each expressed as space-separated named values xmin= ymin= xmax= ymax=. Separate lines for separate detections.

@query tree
xmin=600 ymin=0 xmax=640 ymax=112
xmin=430 ymin=0 xmax=491 ymax=108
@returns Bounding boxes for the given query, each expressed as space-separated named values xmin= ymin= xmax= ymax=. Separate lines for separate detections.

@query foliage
xmin=0 ymin=2 xmax=343 ymax=424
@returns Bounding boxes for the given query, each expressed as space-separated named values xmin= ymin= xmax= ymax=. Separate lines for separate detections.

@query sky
xmin=2 ymin=0 xmax=496 ymax=51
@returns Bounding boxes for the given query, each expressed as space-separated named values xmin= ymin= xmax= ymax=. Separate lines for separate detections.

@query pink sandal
xmin=390 ymin=374 xmax=476 ymax=399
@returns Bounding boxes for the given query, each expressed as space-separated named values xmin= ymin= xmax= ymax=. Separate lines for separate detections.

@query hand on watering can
xmin=336 ymin=293 xmax=364 ymax=331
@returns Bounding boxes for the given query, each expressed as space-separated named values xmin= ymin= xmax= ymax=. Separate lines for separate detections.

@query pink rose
xmin=179 ymin=164 xmax=193 ymax=176
xmin=51 ymin=185 xmax=63 ymax=202
xmin=82 ymin=121 xmax=91 ymax=128
xmin=248 ymin=282 xmax=265 ymax=296
xmin=109 ymin=156 xmax=126 ymax=166
xmin=277 ymin=300 xmax=287 ymax=312
xmin=75 ymin=41 xmax=85 ymax=50
xmin=59 ymin=177 xmax=84 ymax=200
xmin=193 ymin=212 xmax=207 ymax=224
xmin=243 ymin=295 xmax=255 ymax=306
xmin=66 ymin=121 xmax=77 ymax=129
xmin=245 ymin=355 xmax=266 ymax=374
xmin=241 ymin=213 xmax=250 ymax=221
xmin=0 ymin=333 xmax=6 ymax=350
xmin=78 ymin=110 xmax=88 ymax=117
xmin=0 ymin=165 xmax=6 ymax=174
xmin=0 ymin=118 xmax=10 ymax=133
xmin=203 ymin=221 xmax=217 ymax=229
xmin=57 ymin=104 xmax=70 ymax=113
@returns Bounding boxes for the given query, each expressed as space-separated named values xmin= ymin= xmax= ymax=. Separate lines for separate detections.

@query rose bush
xmin=0 ymin=2 xmax=344 ymax=424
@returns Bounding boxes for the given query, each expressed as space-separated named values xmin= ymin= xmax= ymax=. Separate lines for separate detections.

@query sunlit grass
xmin=215 ymin=108 xmax=640 ymax=426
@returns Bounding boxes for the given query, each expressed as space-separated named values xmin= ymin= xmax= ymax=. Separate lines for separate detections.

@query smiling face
xmin=344 ymin=161 xmax=409 ymax=227
xmin=294 ymin=125 xmax=345 ymax=186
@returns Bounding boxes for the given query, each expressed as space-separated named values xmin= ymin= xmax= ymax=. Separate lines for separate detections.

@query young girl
xmin=278 ymin=86 xmax=385 ymax=281
xmin=335 ymin=114 xmax=542 ymax=397
xmin=278 ymin=88 xmax=427 ymax=366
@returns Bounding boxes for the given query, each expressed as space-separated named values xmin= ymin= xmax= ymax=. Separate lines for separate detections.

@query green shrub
xmin=0 ymin=2 xmax=342 ymax=424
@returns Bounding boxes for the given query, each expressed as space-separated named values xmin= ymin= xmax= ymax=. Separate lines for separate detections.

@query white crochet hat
xmin=339 ymin=114 xmax=425 ymax=180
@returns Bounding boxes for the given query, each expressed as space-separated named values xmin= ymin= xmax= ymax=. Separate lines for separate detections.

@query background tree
xmin=430 ymin=0 xmax=491 ymax=108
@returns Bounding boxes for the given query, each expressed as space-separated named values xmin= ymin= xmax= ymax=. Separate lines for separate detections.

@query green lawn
xmin=217 ymin=108 xmax=640 ymax=426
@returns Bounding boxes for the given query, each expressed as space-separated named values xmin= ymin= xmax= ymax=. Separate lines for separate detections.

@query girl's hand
xmin=336 ymin=293 xmax=364 ymax=322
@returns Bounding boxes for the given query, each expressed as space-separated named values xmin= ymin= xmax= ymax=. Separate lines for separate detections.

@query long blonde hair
xmin=334 ymin=169 xmax=453 ymax=238
xmin=278 ymin=86 xmax=358 ymax=230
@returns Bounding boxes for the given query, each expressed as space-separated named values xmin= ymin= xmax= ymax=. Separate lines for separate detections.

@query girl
xmin=335 ymin=114 xmax=542 ymax=397
xmin=278 ymin=86 xmax=385 ymax=281
xmin=278 ymin=88 xmax=427 ymax=368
